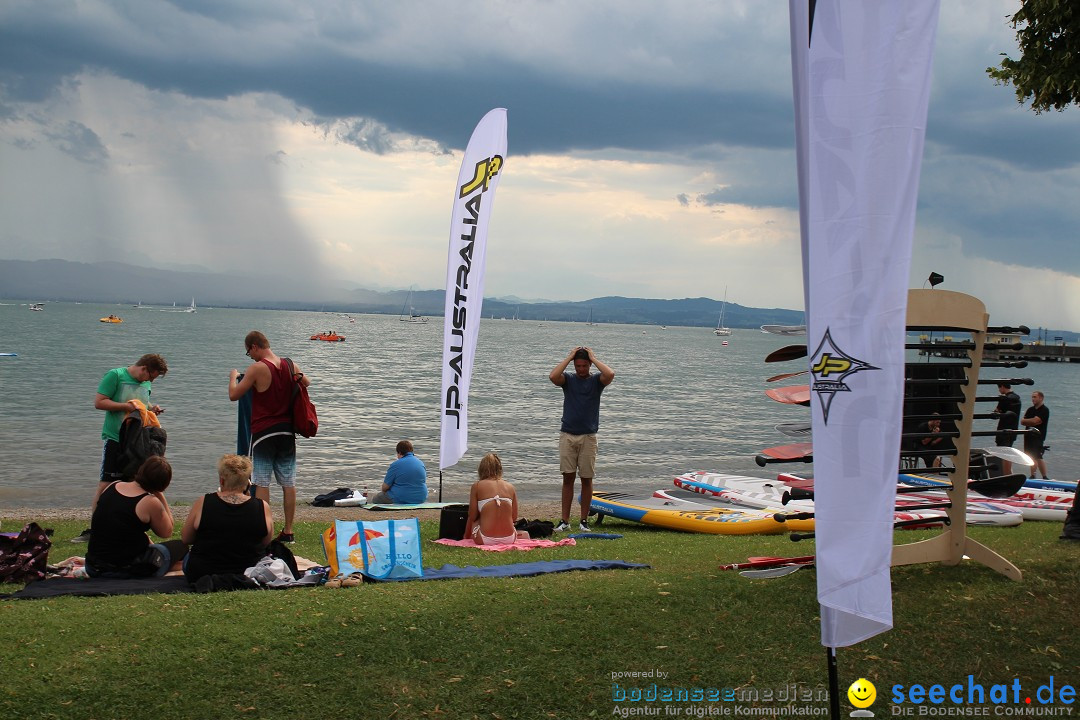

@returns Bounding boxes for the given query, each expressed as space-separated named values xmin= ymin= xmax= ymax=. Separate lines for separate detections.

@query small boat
xmin=714 ymin=288 xmax=731 ymax=336
xmin=310 ymin=332 xmax=345 ymax=342
xmin=398 ymin=287 xmax=427 ymax=323
xmin=184 ymin=297 xmax=197 ymax=314
xmin=100 ymin=315 xmax=123 ymax=323
xmin=29 ymin=303 xmax=44 ymax=311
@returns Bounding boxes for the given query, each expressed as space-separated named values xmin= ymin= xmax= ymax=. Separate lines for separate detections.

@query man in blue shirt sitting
xmin=370 ymin=440 xmax=428 ymax=504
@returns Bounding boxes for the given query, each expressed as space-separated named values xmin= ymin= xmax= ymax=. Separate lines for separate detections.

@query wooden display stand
xmin=890 ymin=289 xmax=1022 ymax=581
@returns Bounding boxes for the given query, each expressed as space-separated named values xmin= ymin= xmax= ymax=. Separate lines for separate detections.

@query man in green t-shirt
xmin=73 ymin=354 xmax=168 ymax=543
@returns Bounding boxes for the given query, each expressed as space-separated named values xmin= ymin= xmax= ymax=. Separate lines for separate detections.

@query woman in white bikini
xmin=464 ymin=452 xmax=530 ymax=546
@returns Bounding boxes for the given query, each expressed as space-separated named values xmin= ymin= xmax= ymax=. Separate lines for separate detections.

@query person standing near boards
xmin=990 ymin=382 xmax=1022 ymax=475
xmin=549 ymin=346 xmax=615 ymax=532
xmin=1021 ymin=390 xmax=1050 ymax=480
xmin=228 ymin=331 xmax=310 ymax=543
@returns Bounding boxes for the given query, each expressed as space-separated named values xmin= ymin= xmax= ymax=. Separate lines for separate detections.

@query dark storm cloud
xmin=0 ymin=2 xmax=794 ymax=157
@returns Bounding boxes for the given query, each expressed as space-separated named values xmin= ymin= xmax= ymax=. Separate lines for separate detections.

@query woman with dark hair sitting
xmin=85 ymin=455 xmax=186 ymax=577
xmin=181 ymin=454 xmax=273 ymax=584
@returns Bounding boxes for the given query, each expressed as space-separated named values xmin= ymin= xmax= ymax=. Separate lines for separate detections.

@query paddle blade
xmin=740 ymin=564 xmax=811 ymax=579
xmin=983 ymin=446 xmax=1035 ymax=468
xmin=765 ymin=385 xmax=811 ymax=406
xmin=767 ymin=370 xmax=809 ymax=383
xmin=761 ymin=442 xmax=813 ymax=459
xmin=969 ymin=473 xmax=1027 ymax=499
xmin=765 ymin=344 xmax=808 ymax=363
xmin=774 ymin=421 xmax=812 ymax=438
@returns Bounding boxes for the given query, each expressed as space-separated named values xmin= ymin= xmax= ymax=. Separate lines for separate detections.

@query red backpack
xmin=283 ymin=358 xmax=318 ymax=438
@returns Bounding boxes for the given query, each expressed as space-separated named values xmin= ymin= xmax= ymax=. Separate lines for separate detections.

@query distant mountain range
xmin=1 ymin=258 xmax=808 ymax=329
xmin=29 ymin=257 xmax=1080 ymax=337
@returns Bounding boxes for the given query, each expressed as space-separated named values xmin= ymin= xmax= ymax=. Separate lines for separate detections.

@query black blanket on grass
xmin=4 ymin=575 xmax=193 ymax=599
xmin=4 ymin=560 xmax=649 ymax=598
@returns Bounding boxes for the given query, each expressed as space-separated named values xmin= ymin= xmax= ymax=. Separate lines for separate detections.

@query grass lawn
xmin=1 ymin=515 xmax=1077 ymax=719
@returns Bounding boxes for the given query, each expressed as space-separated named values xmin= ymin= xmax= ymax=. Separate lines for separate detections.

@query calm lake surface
xmin=1 ymin=300 xmax=1077 ymax=509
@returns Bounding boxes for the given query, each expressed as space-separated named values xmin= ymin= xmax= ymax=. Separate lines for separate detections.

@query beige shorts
xmin=560 ymin=432 xmax=598 ymax=478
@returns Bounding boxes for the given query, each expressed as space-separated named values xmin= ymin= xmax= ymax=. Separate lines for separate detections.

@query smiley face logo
xmin=847 ymin=678 xmax=876 ymax=709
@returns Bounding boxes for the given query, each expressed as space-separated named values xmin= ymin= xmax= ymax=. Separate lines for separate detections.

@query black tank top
xmin=184 ymin=493 xmax=268 ymax=581
xmin=86 ymin=483 xmax=151 ymax=570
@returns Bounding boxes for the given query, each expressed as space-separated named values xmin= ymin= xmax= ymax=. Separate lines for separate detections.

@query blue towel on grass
xmin=364 ymin=559 xmax=648 ymax=582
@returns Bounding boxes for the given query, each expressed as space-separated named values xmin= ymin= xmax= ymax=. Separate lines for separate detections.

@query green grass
xmin=1 ymin=516 xmax=1077 ymax=719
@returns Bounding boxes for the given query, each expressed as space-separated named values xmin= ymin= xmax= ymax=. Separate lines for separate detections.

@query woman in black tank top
xmin=86 ymin=456 xmax=180 ymax=577
xmin=181 ymin=454 xmax=273 ymax=583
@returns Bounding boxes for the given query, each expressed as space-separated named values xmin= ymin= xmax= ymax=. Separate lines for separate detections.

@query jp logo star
xmin=809 ymin=328 xmax=879 ymax=424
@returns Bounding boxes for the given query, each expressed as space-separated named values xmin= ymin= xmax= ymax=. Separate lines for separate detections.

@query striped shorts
xmin=251 ymin=434 xmax=297 ymax=488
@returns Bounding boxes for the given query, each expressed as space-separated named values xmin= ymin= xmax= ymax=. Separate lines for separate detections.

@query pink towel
xmin=433 ymin=537 xmax=577 ymax=552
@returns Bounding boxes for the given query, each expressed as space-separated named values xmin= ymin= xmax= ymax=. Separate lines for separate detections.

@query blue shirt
xmin=383 ymin=452 xmax=428 ymax=504
xmin=560 ymin=372 xmax=604 ymax=435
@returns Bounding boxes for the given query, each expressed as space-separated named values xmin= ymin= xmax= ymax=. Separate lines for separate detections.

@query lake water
xmin=1 ymin=300 xmax=1076 ymax=509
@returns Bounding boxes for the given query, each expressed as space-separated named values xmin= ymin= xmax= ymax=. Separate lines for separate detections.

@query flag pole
xmin=826 ymin=647 xmax=840 ymax=720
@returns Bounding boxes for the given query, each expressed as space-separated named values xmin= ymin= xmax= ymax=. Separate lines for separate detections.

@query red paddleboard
xmin=765 ymin=385 xmax=811 ymax=406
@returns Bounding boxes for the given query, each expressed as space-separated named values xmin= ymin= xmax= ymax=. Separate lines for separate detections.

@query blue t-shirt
xmin=560 ymin=372 xmax=604 ymax=435
xmin=383 ymin=452 xmax=428 ymax=504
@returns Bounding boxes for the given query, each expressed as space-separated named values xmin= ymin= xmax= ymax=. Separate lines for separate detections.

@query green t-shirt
xmin=97 ymin=368 xmax=152 ymax=442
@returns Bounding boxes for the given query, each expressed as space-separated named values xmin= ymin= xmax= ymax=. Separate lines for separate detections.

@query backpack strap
xmin=282 ymin=357 xmax=298 ymax=379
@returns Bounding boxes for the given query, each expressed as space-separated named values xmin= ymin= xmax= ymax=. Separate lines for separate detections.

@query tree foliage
xmin=987 ymin=0 xmax=1080 ymax=112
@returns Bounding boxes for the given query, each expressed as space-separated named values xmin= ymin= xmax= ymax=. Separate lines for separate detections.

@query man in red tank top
xmin=228 ymin=331 xmax=311 ymax=542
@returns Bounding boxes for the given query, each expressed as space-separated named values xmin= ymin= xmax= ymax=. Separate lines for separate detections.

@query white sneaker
xmin=578 ymin=519 xmax=591 ymax=532
xmin=553 ymin=521 xmax=570 ymax=532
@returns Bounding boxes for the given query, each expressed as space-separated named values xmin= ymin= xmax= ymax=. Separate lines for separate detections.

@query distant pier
xmin=984 ymin=343 xmax=1080 ymax=363
xmin=917 ymin=332 xmax=1080 ymax=363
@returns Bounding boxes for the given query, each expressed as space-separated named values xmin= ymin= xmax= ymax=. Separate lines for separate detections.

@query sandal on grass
xmin=324 ymin=577 xmax=343 ymax=589
xmin=342 ymin=573 xmax=363 ymax=588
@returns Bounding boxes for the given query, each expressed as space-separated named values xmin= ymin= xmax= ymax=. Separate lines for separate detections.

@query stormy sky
xmin=1 ymin=1 xmax=1078 ymax=328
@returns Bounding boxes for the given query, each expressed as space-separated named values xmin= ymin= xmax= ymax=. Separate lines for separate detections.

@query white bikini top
xmin=477 ymin=495 xmax=508 ymax=512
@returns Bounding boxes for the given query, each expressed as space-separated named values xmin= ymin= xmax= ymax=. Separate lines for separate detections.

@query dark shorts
xmin=100 ymin=439 xmax=124 ymax=483
xmin=1024 ymin=434 xmax=1045 ymax=459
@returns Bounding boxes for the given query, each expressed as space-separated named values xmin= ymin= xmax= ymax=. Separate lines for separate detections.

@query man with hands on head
xmin=549 ymin=346 xmax=615 ymax=532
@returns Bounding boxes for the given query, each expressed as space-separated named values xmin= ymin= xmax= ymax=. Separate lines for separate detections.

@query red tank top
xmin=251 ymin=358 xmax=294 ymax=435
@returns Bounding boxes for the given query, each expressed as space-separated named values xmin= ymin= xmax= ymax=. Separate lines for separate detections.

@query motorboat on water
xmin=100 ymin=315 xmax=123 ymax=323
xmin=29 ymin=303 xmax=44 ymax=311
xmin=310 ymin=332 xmax=345 ymax=342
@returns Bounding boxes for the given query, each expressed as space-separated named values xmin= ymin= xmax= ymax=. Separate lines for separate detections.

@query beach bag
xmin=322 ymin=524 xmax=340 ymax=577
xmin=312 ymin=488 xmax=354 ymax=507
xmin=0 ymin=522 xmax=52 ymax=583
xmin=438 ymin=504 xmax=469 ymax=540
xmin=359 ymin=518 xmax=423 ymax=580
xmin=118 ymin=406 xmax=167 ymax=480
xmin=331 ymin=518 xmax=423 ymax=580
xmin=283 ymin=357 xmax=318 ymax=438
